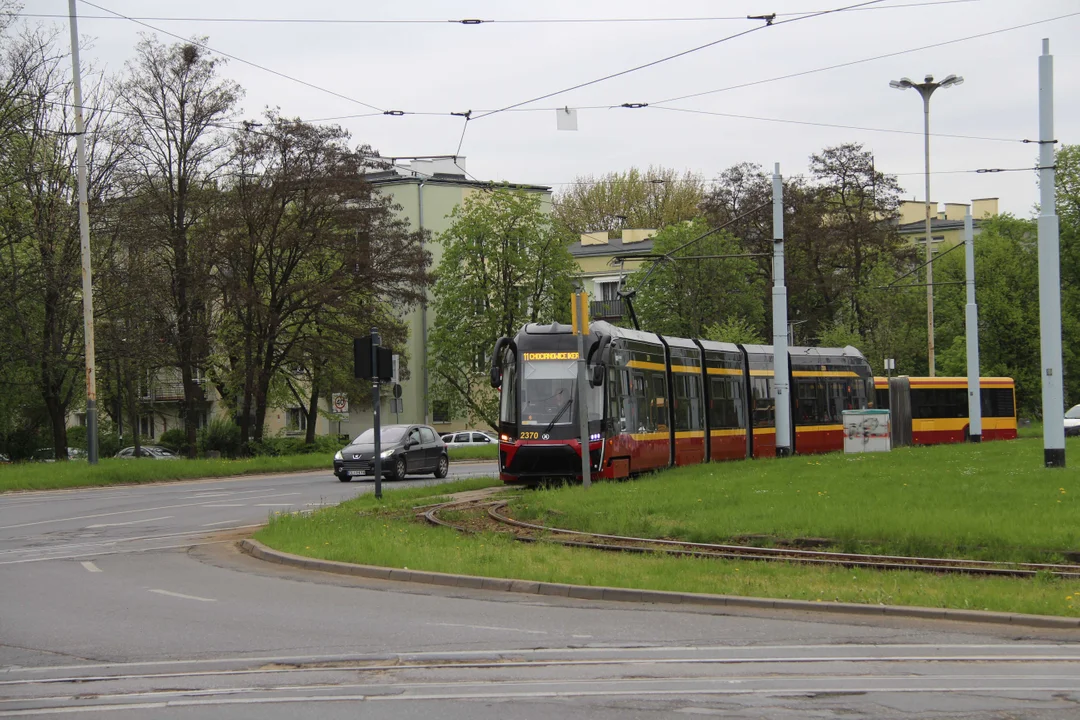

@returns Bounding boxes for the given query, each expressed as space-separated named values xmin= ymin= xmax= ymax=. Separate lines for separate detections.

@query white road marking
xmin=80 ymin=561 xmax=101 ymax=573
xmin=85 ymin=516 xmax=172 ymax=529
xmin=0 ymin=526 xmax=262 ymax=559
xmin=572 ymin=635 xmax=593 ymax=639
xmin=200 ymin=503 xmax=245 ymax=508
xmin=185 ymin=492 xmax=232 ymax=498
xmin=0 ymin=493 xmax=301 ymax=530
xmin=148 ymin=589 xmax=216 ymax=602
xmin=428 ymin=622 xmax=547 ymax=635
xmin=201 ymin=519 xmax=243 ymax=527
xmin=255 ymin=503 xmax=295 ymax=507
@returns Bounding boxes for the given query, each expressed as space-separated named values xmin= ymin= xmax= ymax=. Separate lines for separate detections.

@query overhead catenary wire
xmin=5 ymin=1 xmax=984 ymax=26
xmin=650 ymin=9 xmax=1080 ymax=106
xmin=77 ymin=0 xmax=386 ymax=113
xmin=648 ymin=105 xmax=1024 ymax=143
xmin=469 ymin=0 xmax=892 ymax=121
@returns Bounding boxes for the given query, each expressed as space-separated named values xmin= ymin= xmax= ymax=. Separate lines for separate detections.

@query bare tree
xmin=115 ymin=35 xmax=241 ymax=456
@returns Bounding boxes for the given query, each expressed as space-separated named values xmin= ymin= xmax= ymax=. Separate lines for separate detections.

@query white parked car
xmin=1065 ymin=404 xmax=1080 ymax=437
xmin=440 ymin=430 xmax=499 ymax=448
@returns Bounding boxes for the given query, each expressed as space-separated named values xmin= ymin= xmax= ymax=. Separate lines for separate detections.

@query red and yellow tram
xmin=873 ymin=376 xmax=1018 ymax=444
xmin=490 ymin=321 xmax=874 ymax=485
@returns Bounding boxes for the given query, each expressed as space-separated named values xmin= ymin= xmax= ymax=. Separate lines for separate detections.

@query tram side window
xmin=828 ymin=379 xmax=848 ymax=423
xmin=751 ymin=376 xmax=775 ymax=428
xmin=795 ymin=378 xmax=823 ymax=424
xmin=499 ymin=359 xmax=517 ymax=423
xmin=980 ymin=387 xmax=1015 ymax=418
xmin=912 ymin=388 xmax=967 ymax=419
xmin=650 ymin=372 xmax=669 ymax=431
xmin=672 ymin=374 xmax=704 ymax=432
xmin=632 ymin=372 xmax=649 ymax=433
xmin=608 ymin=368 xmax=622 ymax=430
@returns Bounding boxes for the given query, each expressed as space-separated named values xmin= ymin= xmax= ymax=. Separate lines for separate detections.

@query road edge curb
xmin=237 ymin=538 xmax=1080 ymax=630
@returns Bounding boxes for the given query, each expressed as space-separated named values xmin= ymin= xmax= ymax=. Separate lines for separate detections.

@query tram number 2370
xmin=519 ymin=431 xmax=541 ymax=440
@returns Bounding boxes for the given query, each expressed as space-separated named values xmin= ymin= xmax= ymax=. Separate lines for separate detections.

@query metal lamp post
xmin=889 ymin=73 xmax=963 ymax=377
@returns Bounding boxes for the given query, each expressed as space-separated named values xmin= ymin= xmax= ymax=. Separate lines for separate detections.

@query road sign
xmin=390 ymin=397 xmax=404 ymax=414
xmin=392 ymin=354 xmax=400 ymax=384
xmin=331 ymin=393 xmax=348 ymax=418
xmin=392 ymin=383 xmax=402 ymax=399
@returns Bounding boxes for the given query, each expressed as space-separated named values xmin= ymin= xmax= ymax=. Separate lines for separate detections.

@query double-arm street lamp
xmin=889 ymin=73 xmax=963 ymax=377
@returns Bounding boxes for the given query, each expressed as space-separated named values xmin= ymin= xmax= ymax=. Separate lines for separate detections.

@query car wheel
xmin=393 ymin=456 xmax=407 ymax=481
xmin=338 ymin=474 xmax=352 ymax=483
xmin=434 ymin=454 xmax=449 ymax=479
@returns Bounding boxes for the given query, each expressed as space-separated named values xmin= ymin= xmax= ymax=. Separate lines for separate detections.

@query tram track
xmin=422 ymin=499 xmax=1080 ymax=580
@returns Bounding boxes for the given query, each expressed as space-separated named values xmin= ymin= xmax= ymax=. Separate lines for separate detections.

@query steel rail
xmin=439 ymin=502 xmax=1080 ymax=580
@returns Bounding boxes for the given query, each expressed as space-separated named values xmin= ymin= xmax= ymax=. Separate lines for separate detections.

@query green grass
xmin=1018 ymin=421 xmax=1043 ymax=439
xmin=509 ymin=437 xmax=1080 ymax=564
xmin=0 ymin=454 xmax=332 ymax=492
xmin=255 ymin=473 xmax=1080 ymax=618
xmin=448 ymin=444 xmax=499 ymax=461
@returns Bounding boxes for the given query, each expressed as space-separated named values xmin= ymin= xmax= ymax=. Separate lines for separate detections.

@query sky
xmin=18 ymin=0 xmax=1080 ymax=216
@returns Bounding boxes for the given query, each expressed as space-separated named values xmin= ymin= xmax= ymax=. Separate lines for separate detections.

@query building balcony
xmin=141 ymin=379 xmax=207 ymax=403
xmin=590 ymin=299 xmax=625 ymax=321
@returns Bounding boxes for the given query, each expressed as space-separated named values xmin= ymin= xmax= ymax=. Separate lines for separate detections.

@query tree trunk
xmin=125 ymin=359 xmax=141 ymax=457
xmin=304 ymin=365 xmax=320 ymax=444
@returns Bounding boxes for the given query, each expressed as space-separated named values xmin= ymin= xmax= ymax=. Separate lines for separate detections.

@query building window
xmin=432 ymin=401 xmax=450 ymax=424
xmin=597 ymin=280 xmax=620 ymax=301
xmin=74 ymin=413 xmax=87 ymax=427
xmin=139 ymin=415 xmax=156 ymax=439
xmin=286 ymin=408 xmax=307 ymax=432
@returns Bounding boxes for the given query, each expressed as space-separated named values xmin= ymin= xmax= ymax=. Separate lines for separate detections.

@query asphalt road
xmin=1 ymin=463 xmax=1079 ymax=718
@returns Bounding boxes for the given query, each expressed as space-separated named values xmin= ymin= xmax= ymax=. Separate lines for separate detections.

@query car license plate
xmin=348 ymin=470 xmax=367 ymax=477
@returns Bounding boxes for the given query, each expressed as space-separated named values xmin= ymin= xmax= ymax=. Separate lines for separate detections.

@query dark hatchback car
xmin=334 ymin=424 xmax=448 ymax=482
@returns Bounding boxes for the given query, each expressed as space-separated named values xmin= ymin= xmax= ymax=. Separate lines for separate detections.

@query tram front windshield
xmin=521 ymin=359 xmax=577 ymax=426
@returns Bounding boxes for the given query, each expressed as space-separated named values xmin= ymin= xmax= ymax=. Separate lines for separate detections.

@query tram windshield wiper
xmin=542 ymin=397 xmax=573 ymax=436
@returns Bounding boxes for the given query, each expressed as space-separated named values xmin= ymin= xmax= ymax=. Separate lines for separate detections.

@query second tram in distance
xmin=490 ymin=320 xmax=874 ymax=485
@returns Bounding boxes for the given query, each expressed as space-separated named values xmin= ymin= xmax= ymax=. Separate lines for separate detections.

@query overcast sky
xmin=22 ymin=0 xmax=1080 ymax=216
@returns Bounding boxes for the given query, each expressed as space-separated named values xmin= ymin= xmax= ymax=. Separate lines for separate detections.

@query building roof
xmin=364 ymin=169 xmax=550 ymax=193
xmin=568 ymin=235 xmax=655 ymax=258
xmin=897 ymin=217 xmax=975 ymax=234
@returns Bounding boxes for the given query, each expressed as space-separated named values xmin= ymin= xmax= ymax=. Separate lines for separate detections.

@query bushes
xmin=158 ymin=428 xmax=187 ymax=453
xmin=247 ymin=435 xmax=341 ymax=457
xmin=197 ymin=419 xmax=242 ymax=458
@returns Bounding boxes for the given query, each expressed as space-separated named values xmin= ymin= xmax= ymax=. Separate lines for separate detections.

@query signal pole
xmin=772 ymin=164 xmax=791 ymax=457
xmin=1036 ymin=38 xmax=1065 ymax=468
xmin=572 ymin=291 xmax=591 ymax=487
xmin=68 ymin=0 xmax=98 ymax=464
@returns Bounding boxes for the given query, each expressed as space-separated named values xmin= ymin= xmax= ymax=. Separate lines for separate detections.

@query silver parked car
xmin=440 ymin=430 xmax=499 ymax=448
xmin=1066 ymin=405 xmax=1080 ymax=437
xmin=115 ymin=445 xmax=180 ymax=459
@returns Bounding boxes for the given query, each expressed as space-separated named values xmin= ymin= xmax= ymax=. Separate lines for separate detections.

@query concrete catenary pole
xmin=964 ymin=208 xmax=982 ymax=442
xmin=1037 ymin=38 xmax=1065 ymax=468
xmin=772 ymin=164 xmax=791 ymax=457
xmin=68 ymin=0 xmax=98 ymax=464
xmin=921 ymin=90 xmax=935 ymax=377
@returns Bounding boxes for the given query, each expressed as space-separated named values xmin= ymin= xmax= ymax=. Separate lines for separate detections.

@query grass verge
xmin=254 ymin=475 xmax=1080 ymax=618
xmin=511 ymin=437 xmax=1080 ymax=564
xmin=448 ymin=445 xmax=499 ymax=461
xmin=0 ymin=455 xmax=332 ymax=493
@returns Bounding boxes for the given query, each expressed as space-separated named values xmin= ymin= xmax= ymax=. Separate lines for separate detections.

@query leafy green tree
xmin=430 ymin=187 xmax=575 ymax=429
xmin=705 ymin=317 xmax=764 ymax=345
xmin=553 ymin=166 xmax=705 ymax=237
xmin=627 ymin=219 xmax=763 ymax=338
xmin=934 ymin=216 xmax=1044 ymax=414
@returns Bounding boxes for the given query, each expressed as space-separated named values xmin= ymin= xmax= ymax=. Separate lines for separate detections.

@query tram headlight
xmin=500 ymin=433 xmax=510 ymax=442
